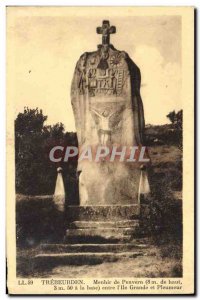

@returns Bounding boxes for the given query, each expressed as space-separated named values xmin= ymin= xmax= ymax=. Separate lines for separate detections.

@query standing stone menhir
xmin=71 ymin=20 xmax=150 ymax=206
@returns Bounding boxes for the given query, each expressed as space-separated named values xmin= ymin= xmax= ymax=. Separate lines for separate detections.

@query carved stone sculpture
xmin=71 ymin=20 xmax=148 ymax=205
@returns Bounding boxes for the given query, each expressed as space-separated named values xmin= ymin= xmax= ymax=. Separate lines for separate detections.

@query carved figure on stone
xmin=91 ymin=108 xmax=117 ymax=145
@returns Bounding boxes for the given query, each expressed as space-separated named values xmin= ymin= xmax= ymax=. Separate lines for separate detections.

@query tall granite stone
xmin=71 ymin=20 xmax=147 ymax=206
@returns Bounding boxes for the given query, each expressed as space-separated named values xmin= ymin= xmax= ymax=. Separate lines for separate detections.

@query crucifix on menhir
xmin=96 ymin=20 xmax=116 ymax=45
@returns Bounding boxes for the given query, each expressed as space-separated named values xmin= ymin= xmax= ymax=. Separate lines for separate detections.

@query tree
xmin=15 ymin=108 xmax=65 ymax=195
xmin=166 ymin=110 xmax=176 ymax=124
xmin=166 ymin=110 xmax=183 ymax=150
xmin=167 ymin=109 xmax=183 ymax=129
xmin=15 ymin=107 xmax=47 ymax=136
xmin=176 ymin=110 xmax=183 ymax=130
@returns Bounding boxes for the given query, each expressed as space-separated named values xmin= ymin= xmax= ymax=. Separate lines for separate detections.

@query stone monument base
xmin=35 ymin=204 xmax=149 ymax=267
xmin=65 ymin=205 xmax=140 ymax=244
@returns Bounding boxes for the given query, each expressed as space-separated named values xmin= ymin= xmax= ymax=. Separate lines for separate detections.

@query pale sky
xmin=7 ymin=7 xmax=182 ymax=131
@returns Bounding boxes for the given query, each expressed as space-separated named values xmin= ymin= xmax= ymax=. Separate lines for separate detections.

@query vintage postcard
xmin=7 ymin=6 xmax=194 ymax=295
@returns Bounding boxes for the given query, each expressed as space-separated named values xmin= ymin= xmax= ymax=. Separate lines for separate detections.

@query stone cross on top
xmin=96 ymin=20 xmax=116 ymax=45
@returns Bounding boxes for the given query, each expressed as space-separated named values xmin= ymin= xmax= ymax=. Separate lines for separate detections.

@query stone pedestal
xmin=64 ymin=205 xmax=140 ymax=243
xmin=35 ymin=203 xmax=149 ymax=267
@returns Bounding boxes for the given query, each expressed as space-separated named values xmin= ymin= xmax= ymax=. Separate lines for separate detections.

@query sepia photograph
xmin=6 ymin=6 xmax=194 ymax=295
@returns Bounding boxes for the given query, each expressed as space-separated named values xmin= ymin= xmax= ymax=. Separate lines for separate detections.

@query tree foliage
xmin=167 ymin=110 xmax=183 ymax=130
xmin=15 ymin=107 xmax=78 ymax=198
xmin=166 ymin=110 xmax=183 ymax=150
